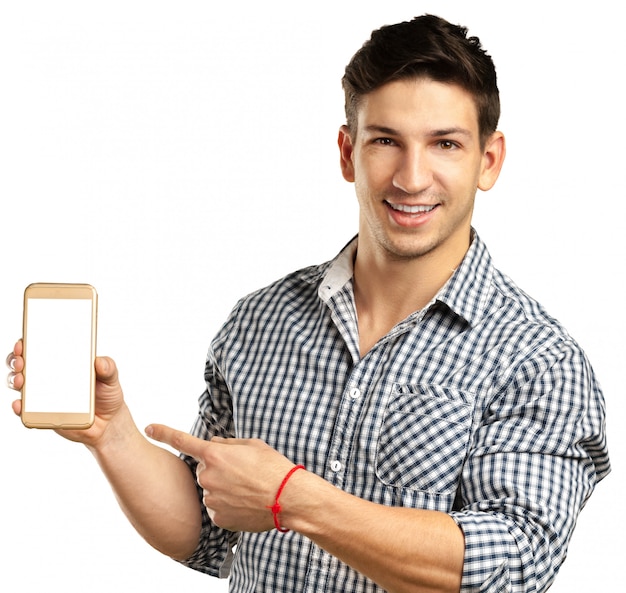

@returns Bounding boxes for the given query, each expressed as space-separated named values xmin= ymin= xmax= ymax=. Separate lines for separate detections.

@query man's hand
xmin=145 ymin=424 xmax=298 ymax=533
xmin=6 ymin=339 xmax=127 ymax=447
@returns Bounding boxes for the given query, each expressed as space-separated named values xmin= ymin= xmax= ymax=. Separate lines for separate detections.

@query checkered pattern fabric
xmin=180 ymin=232 xmax=609 ymax=592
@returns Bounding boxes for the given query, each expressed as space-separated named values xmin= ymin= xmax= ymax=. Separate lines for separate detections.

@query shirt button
xmin=330 ymin=460 xmax=342 ymax=472
xmin=349 ymin=387 xmax=361 ymax=399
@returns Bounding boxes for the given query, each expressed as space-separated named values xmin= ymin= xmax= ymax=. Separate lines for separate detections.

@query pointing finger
xmin=145 ymin=423 xmax=208 ymax=460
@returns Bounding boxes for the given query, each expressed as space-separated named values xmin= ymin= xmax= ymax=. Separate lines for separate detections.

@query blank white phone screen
xmin=25 ymin=298 xmax=93 ymax=413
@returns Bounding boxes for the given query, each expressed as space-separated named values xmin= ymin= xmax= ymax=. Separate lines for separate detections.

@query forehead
xmin=357 ymin=78 xmax=480 ymax=136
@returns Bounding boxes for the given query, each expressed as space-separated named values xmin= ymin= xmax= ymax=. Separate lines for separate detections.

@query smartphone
xmin=21 ymin=283 xmax=98 ymax=429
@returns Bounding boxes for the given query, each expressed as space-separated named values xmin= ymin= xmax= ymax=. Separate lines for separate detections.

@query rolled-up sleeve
xmin=451 ymin=338 xmax=610 ymax=592
xmin=177 ymin=311 xmax=240 ymax=578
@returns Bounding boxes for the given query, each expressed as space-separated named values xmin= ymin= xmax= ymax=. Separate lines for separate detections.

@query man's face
xmin=339 ymin=78 xmax=504 ymax=266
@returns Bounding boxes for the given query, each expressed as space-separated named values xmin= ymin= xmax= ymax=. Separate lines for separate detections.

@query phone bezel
xmin=21 ymin=283 xmax=97 ymax=429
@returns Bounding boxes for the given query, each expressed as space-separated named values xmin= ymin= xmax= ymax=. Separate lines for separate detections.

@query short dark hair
xmin=342 ymin=14 xmax=500 ymax=146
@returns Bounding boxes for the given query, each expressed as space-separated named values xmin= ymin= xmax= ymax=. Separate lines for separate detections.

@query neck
xmin=353 ymin=236 xmax=469 ymax=356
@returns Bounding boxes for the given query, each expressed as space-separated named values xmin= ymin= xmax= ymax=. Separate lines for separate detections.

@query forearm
xmin=282 ymin=471 xmax=464 ymax=593
xmin=87 ymin=404 xmax=202 ymax=560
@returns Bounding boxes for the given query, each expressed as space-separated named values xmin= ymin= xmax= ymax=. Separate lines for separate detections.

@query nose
xmin=392 ymin=147 xmax=433 ymax=194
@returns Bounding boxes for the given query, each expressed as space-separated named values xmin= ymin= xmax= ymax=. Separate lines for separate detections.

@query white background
xmin=1 ymin=1 xmax=622 ymax=591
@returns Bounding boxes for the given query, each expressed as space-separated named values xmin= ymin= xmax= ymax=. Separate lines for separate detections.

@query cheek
xmin=354 ymin=175 xmax=380 ymax=207
xmin=354 ymin=161 xmax=389 ymax=196
xmin=438 ymin=162 xmax=480 ymax=196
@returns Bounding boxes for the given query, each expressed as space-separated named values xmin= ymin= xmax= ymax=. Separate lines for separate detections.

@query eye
xmin=438 ymin=140 xmax=458 ymax=150
xmin=374 ymin=137 xmax=396 ymax=146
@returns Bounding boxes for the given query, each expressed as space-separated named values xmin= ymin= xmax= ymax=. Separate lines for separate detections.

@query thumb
xmin=95 ymin=356 xmax=119 ymax=385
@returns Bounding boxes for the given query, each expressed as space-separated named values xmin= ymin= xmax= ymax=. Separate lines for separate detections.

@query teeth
xmin=388 ymin=202 xmax=436 ymax=214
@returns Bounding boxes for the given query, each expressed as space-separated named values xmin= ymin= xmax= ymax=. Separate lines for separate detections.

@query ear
xmin=338 ymin=125 xmax=355 ymax=182
xmin=478 ymin=131 xmax=506 ymax=191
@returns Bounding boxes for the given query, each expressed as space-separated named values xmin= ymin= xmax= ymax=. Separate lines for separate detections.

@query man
xmin=7 ymin=14 xmax=609 ymax=593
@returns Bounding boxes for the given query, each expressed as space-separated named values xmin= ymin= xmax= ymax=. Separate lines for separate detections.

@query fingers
xmin=6 ymin=341 xmax=23 ymax=415
xmin=6 ymin=372 xmax=21 ymax=391
xmin=6 ymin=340 xmax=24 ymax=392
xmin=145 ymin=423 xmax=209 ymax=460
xmin=12 ymin=399 xmax=22 ymax=416
xmin=6 ymin=353 xmax=118 ymax=391
xmin=6 ymin=340 xmax=23 ymax=372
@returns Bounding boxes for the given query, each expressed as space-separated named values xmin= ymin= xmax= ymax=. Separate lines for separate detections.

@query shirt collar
xmin=433 ymin=231 xmax=494 ymax=327
xmin=314 ymin=230 xmax=494 ymax=327
xmin=315 ymin=237 xmax=358 ymax=301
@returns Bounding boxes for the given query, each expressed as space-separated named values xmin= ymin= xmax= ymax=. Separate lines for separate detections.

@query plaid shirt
xmin=180 ymin=232 xmax=609 ymax=592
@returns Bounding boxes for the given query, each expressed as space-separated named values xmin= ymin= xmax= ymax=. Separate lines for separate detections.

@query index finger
xmin=145 ymin=423 xmax=208 ymax=460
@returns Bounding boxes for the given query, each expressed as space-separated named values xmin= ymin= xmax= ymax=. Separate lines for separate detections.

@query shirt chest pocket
xmin=375 ymin=384 xmax=473 ymax=495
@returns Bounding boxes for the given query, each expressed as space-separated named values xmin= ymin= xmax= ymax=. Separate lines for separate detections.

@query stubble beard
xmin=376 ymin=228 xmax=442 ymax=262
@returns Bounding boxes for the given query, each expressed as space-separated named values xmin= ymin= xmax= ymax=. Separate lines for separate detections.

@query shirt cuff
xmin=451 ymin=510 xmax=530 ymax=592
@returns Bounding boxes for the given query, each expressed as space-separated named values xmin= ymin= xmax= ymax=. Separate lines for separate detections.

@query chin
xmin=383 ymin=239 xmax=438 ymax=261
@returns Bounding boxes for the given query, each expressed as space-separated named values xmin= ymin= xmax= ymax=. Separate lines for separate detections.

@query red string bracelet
xmin=268 ymin=464 xmax=305 ymax=533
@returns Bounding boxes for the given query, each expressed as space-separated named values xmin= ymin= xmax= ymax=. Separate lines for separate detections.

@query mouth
xmin=383 ymin=200 xmax=440 ymax=229
xmin=384 ymin=201 xmax=438 ymax=215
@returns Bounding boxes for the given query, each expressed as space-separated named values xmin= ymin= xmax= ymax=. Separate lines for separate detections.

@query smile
xmin=385 ymin=201 xmax=437 ymax=214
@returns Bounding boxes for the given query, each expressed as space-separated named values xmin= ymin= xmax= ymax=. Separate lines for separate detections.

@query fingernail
xmin=7 ymin=373 xmax=15 ymax=389
xmin=145 ymin=425 xmax=154 ymax=437
xmin=6 ymin=354 xmax=16 ymax=371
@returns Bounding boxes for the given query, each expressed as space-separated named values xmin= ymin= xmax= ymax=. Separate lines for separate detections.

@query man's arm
xmin=7 ymin=343 xmax=203 ymax=561
xmin=86 ymin=401 xmax=203 ymax=561
xmin=283 ymin=468 xmax=465 ymax=593
xmin=147 ymin=427 xmax=464 ymax=593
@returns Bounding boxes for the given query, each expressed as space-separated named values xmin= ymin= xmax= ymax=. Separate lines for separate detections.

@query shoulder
xmin=211 ymin=258 xmax=333 ymax=347
xmin=490 ymin=266 xmax=571 ymax=340
xmin=464 ymin=235 xmax=594 ymax=380
xmin=484 ymin=265 xmax=603 ymax=407
xmin=230 ymin=237 xmax=357 ymax=318
xmin=448 ymin=234 xmax=574 ymax=348
xmin=238 ymin=260 xmax=331 ymax=312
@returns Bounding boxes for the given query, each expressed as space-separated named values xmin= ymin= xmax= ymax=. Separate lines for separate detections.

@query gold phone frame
xmin=21 ymin=283 xmax=97 ymax=429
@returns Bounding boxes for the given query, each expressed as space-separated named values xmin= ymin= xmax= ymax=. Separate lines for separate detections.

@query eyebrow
xmin=363 ymin=124 xmax=473 ymax=138
xmin=362 ymin=125 xmax=400 ymax=136
xmin=429 ymin=127 xmax=473 ymax=138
